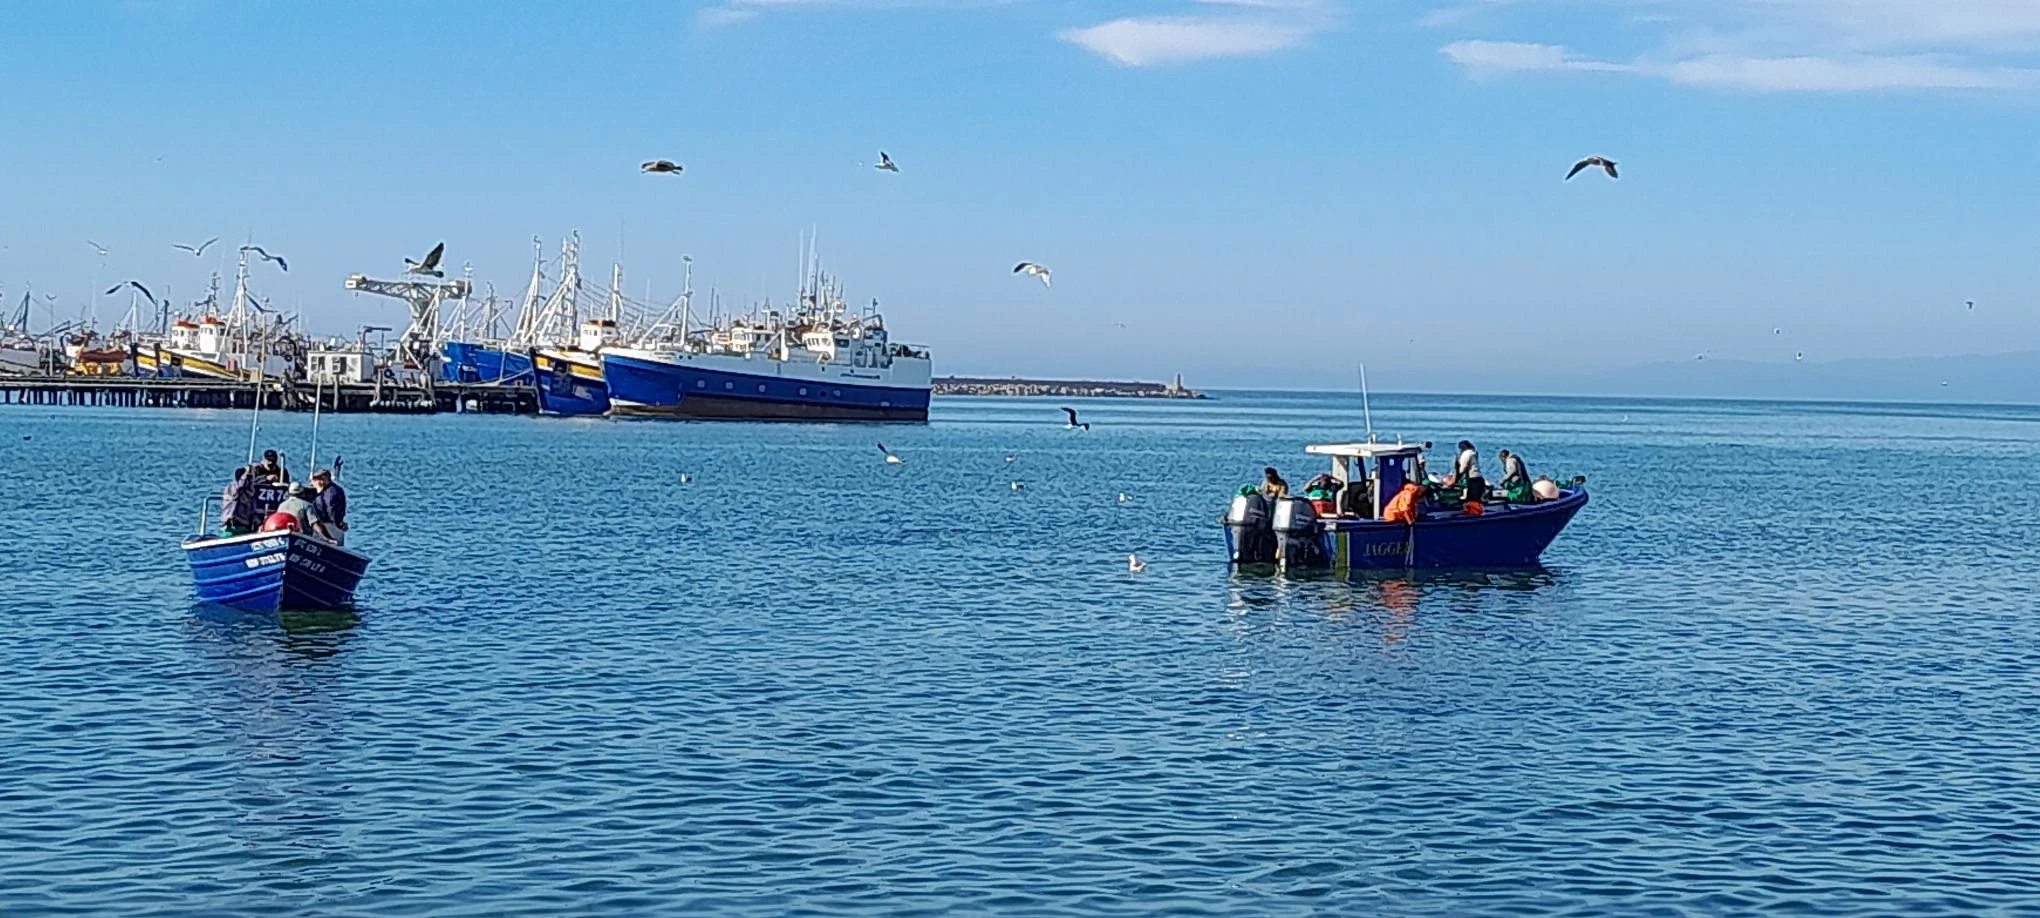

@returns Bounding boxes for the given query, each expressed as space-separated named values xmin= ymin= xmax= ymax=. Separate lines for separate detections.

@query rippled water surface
xmin=3 ymin=392 xmax=2039 ymax=915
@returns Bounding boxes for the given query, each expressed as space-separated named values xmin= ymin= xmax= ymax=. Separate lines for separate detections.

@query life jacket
xmin=1382 ymin=484 xmax=1423 ymax=524
xmin=1462 ymin=499 xmax=1485 ymax=517
xmin=260 ymin=511 xmax=302 ymax=533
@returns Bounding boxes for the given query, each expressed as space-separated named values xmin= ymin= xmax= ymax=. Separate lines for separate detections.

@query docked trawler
xmin=1225 ymin=440 xmax=1588 ymax=571
xmin=604 ymin=262 xmax=932 ymax=421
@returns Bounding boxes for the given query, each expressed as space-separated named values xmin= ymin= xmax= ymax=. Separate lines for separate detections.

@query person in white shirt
xmin=1454 ymin=440 xmax=1486 ymax=503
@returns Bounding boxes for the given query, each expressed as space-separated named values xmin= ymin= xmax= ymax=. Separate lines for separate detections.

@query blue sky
xmin=1 ymin=0 xmax=2036 ymax=389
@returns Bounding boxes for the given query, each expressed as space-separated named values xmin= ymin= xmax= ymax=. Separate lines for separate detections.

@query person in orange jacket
xmin=1381 ymin=481 xmax=1425 ymax=524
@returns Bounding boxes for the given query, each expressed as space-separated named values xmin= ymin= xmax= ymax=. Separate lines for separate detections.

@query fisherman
xmin=1382 ymin=480 xmax=1425 ymax=525
xmin=1452 ymin=440 xmax=1485 ymax=504
xmin=1496 ymin=448 xmax=1531 ymax=501
xmin=261 ymin=483 xmax=322 ymax=534
xmin=219 ymin=466 xmax=259 ymax=535
xmin=309 ymin=469 xmax=348 ymax=546
xmin=253 ymin=449 xmax=289 ymax=483
xmin=1259 ymin=467 xmax=1290 ymax=501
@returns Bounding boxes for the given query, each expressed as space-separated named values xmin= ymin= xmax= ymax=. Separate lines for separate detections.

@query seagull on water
xmin=1004 ymin=453 xmax=1016 ymax=464
xmin=679 ymin=473 xmax=692 ymax=484
xmin=1118 ymin=492 xmax=1131 ymax=503
xmin=86 ymin=240 xmax=109 ymax=256
xmin=1566 ymin=156 xmax=1618 ymax=181
xmin=241 ymin=245 xmax=288 ymax=272
xmin=1010 ymin=481 xmax=1024 ymax=491
xmin=1128 ymin=554 xmax=1147 ymax=574
xmin=879 ymin=443 xmax=904 ymax=465
xmin=1773 ymin=327 xmax=1782 ymax=335
xmin=641 ymin=159 xmax=683 ymax=175
xmin=874 ymin=151 xmax=899 ymax=173
xmin=1014 ymin=262 xmax=1051 ymax=288
xmin=103 ymin=280 xmax=158 ymax=308
xmin=1795 ymin=351 xmax=1805 ymax=362
xmin=405 ymin=241 xmax=446 ymax=277
xmin=173 ymin=237 xmax=218 ymax=257
xmin=1061 ymin=406 xmax=1089 ymax=430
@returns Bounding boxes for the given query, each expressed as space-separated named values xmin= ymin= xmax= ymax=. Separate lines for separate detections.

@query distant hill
xmin=1449 ymin=350 xmax=2040 ymax=404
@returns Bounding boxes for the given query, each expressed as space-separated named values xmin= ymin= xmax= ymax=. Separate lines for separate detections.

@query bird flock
xmin=641 ymin=149 xmax=1056 ymax=295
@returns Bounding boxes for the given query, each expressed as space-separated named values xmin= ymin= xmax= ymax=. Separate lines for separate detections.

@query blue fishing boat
xmin=183 ymin=475 xmax=369 ymax=612
xmin=183 ymin=529 xmax=371 ymax=613
xmin=1224 ymin=441 xmax=1588 ymax=572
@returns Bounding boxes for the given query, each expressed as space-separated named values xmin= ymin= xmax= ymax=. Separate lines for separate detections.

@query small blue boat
xmin=183 ymin=485 xmax=370 ymax=612
xmin=1225 ymin=441 xmax=1588 ymax=572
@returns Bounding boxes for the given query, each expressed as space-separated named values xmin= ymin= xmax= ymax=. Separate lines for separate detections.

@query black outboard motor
xmin=1271 ymin=497 xmax=1329 ymax=570
xmin=1226 ymin=492 xmax=1276 ymax=565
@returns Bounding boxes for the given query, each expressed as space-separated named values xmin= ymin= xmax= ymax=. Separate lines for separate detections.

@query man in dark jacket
xmin=220 ymin=467 xmax=259 ymax=535
xmin=309 ymin=469 xmax=348 ymax=546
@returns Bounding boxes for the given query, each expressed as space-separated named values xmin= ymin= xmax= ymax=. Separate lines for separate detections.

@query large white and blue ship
xmin=604 ymin=269 xmax=931 ymax=422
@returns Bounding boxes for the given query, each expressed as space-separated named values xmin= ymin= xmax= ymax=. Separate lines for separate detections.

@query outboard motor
xmin=1271 ymin=497 xmax=1330 ymax=570
xmin=1225 ymin=492 xmax=1276 ymax=565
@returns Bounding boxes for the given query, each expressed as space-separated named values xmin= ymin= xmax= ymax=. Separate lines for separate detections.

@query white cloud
xmin=1440 ymin=40 xmax=1633 ymax=75
xmin=1058 ymin=0 xmax=1333 ymax=67
xmin=1434 ymin=0 xmax=2040 ymax=92
xmin=1058 ymin=17 xmax=1312 ymax=66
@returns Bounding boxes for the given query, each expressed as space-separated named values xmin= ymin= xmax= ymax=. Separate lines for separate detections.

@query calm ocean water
xmin=2 ymin=391 xmax=2038 ymax=915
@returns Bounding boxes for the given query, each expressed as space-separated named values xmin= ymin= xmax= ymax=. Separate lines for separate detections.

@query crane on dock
xmin=342 ymin=270 xmax=471 ymax=391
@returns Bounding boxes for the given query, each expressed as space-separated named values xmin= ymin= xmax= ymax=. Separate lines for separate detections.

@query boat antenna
xmin=307 ymin=374 xmax=324 ymax=472
xmin=245 ymin=346 xmax=264 ymax=467
xmin=1358 ymin=363 xmax=1376 ymax=443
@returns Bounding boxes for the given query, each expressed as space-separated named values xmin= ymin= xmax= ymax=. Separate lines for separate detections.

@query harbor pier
xmin=0 ymin=375 xmax=539 ymax=415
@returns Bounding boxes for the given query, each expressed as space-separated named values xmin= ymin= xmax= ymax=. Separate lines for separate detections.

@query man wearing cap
xmin=262 ymin=483 xmax=323 ymax=535
xmin=309 ymin=469 xmax=348 ymax=546
xmin=253 ymin=449 xmax=289 ymax=484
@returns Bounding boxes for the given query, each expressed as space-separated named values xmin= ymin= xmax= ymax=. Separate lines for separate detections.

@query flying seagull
xmin=241 ymin=245 xmax=288 ymax=272
xmin=1128 ymin=554 xmax=1147 ymax=574
xmin=405 ymin=241 xmax=446 ymax=277
xmin=875 ymin=151 xmax=899 ymax=173
xmin=1965 ymin=300 xmax=1975 ymax=311
xmin=641 ymin=160 xmax=683 ymax=175
xmin=1061 ymin=406 xmax=1089 ymax=430
xmin=878 ymin=442 xmax=904 ymax=465
xmin=1014 ymin=262 xmax=1052 ymax=288
xmin=1565 ymin=156 xmax=1618 ymax=181
xmin=173 ymin=237 xmax=218 ymax=257
xmin=86 ymin=241 xmax=109 ymax=256
xmin=103 ymin=280 xmax=158 ymax=307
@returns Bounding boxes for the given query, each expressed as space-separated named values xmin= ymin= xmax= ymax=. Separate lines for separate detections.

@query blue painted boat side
xmin=1330 ymin=488 xmax=1588 ymax=570
xmin=182 ymin=531 xmax=371 ymax=612
xmin=534 ymin=352 xmax=610 ymax=416
xmin=603 ymin=353 xmax=931 ymax=421
xmin=441 ymin=342 xmax=532 ymax=385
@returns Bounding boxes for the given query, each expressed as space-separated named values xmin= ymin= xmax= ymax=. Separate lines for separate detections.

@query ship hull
xmin=183 ymin=531 xmax=370 ymax=613
xmin=441 ymin=341 xmax=533 ymax=384
xmin=604 ymin=350 xmax=931 ymax=422
xmin=534 ymin=349 xmax=610 ymax=416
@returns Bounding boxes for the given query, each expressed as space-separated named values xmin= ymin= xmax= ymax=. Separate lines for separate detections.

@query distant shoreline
xmin=933 ymin=376 xmax=1207 ymax=400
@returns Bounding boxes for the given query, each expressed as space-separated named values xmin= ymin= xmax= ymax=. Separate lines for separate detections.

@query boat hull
xmin=441 ymin=341 xmax=533 ymax=385
xmin=534 ymin=349 xmax=610 ymax=416
xmin=1230 ymin=489 xmax=1589 ymax=571
xmin=603 ymin=351 xmax=931 ymax=422
xmin=182 ymin=531 xmax=370 ymax=612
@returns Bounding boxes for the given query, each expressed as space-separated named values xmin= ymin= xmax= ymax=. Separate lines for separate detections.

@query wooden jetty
xmin=0 ymin=374 xmax=539 ymax=415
